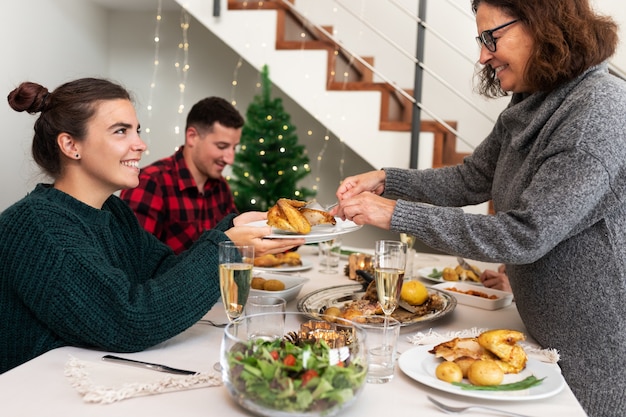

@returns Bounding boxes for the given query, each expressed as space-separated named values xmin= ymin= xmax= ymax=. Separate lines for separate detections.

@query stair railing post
xmin=410 ymin=0 xmax=427 ymax=169
xmin=213 ymin=0 xmax=220 ymax=17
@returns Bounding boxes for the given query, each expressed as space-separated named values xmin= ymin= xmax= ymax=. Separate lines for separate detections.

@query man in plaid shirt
xmin=120 ymin=97 xmax=244 ymax=254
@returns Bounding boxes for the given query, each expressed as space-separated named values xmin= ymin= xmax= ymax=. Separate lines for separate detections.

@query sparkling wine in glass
xmin=216 ymin=242 xmax=254 ymax=372
xmin=218 ymin=241 xmax=254 ymax=322
xmin=374 ymin=240 xmax=407 ymax=317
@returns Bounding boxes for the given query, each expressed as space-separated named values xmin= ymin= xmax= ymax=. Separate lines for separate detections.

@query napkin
xmin=407 ymin=327 xmax=561 ymax=364
xmin=64 ymin=356 xmax=222 ymax=404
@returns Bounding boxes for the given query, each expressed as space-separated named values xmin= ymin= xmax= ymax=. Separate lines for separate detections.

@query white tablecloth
xmin=0 ymin=246 xmax=587 ymax=416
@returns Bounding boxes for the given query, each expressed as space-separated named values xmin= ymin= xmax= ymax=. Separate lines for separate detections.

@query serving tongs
xmin=355 ymin=269 xmax=417 ymax=313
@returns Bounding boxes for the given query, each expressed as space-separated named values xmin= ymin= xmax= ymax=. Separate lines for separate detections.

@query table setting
xmin=0 ymin=221 xmax=588 ymax=416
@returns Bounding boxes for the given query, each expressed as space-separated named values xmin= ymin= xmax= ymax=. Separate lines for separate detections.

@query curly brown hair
xmin=7 ymin=78 xmax=131 ymax=178
xmin=471 ymin=0 xmax=618 ymax=97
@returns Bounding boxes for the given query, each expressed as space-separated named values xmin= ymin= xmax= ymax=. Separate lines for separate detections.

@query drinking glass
xmin=219 ymin=241 xmax=255 ymax=322
xmin=318 ymin=237 xmax=342 ymax=274
xmin=399 ymin=233 xmax=416 ymax=278
xmin=373 ymin=240 xmax=407 ymax=318
xmin=244 ymin=296 xmax=287 ymax=341
xmin=215 ymin=241 xmax=254 ymax=372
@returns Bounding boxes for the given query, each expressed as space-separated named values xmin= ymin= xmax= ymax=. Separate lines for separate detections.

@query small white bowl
xmin=250 ymin=271 xmax=310 ymax=302
xmin=432 ymin=282 xmax=513 ymax=310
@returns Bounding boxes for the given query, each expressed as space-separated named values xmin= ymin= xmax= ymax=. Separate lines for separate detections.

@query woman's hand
xmin=224 ymin=225 xmax=305 ymax=257
xmin=480 ymin=264 xmax=512 ymax=292
xmin=330 ymin=192 xmax=395 ymax=229
xmin=334 ymin=170 xmax=386 ymax=202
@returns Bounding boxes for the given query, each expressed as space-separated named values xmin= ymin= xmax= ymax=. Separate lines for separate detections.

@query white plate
xmin=253 ymin=259 xmax=313 ymax=273
xmin=432 ymin=282 xmax=513 ymax=310
xmin=245 ymin=218 xmax=362 ymax=244
xmin=398 ymin=345 xmax=565 ymax=401
xmin=417 ymin=266 xmax=483 ymax=286
xmin=249 ymin=272 xmax=310 ymax=302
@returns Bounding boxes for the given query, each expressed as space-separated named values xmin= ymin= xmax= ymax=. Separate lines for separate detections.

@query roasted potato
xmin=467 ymin=359 xmax=504 ymax=386
xmin=435 ymin=361 xmax=463 ymax=383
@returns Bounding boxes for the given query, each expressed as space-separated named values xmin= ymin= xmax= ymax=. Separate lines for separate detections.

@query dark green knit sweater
xmin=0 ymin=184 xmax=231 ymax=373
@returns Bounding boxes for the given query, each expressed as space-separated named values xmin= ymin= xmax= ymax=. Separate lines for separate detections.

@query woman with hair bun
xmin=0 ymin=78 xmax=303 ymax=373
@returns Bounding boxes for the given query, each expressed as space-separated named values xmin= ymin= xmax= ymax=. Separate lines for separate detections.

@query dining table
xmin=0 ymin=244 xmax=587 ymax=417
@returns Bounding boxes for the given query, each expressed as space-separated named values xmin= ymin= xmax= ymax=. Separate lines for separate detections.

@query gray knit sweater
xmin=385 ymin=63 xmax=626 ymax=416
xmin=0 ymin=184 xmax=232 ymax=373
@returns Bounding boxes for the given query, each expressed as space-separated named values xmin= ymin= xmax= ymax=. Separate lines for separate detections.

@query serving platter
xmin=296 ymin=284 xmax=456 ymax=327
xmin=244 ymin=218 xmax=361 ymax=244
xmin=399 ymin=345 xmax=565 ymax=401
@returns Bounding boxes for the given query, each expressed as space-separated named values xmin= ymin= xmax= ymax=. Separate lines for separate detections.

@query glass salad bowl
xmin=220 ymin=311 xmax=368 ymax=417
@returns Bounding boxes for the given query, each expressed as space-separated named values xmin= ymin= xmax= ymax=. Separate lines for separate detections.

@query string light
xmin=144 ymin=0 xmax=163 ymax=156
xmin=230 ymin=57 xmax=243 ymax=106
xmin=173 ymin=8 xmax=191 ymax=148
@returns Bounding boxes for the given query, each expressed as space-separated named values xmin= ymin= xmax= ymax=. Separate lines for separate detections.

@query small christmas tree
xmin=229 ymin=65 xmax=316 ymax=212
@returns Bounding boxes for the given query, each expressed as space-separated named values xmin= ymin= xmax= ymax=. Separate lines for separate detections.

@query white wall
xmin=0 ymin=0 xmax=110 ymax=208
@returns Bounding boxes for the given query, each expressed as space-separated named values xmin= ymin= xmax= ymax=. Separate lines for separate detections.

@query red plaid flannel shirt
xmin=120 ymin=148 xmax=237 ymax=254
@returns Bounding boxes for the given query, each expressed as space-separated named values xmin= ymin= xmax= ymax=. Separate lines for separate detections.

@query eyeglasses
xmin=475 ymin=19 xmax=519 ymax=52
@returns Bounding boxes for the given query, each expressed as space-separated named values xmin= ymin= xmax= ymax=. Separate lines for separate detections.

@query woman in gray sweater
xmin=331 ymin=0 xmax=626 ymax=415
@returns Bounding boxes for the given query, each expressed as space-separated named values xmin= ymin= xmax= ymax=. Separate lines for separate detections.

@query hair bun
xmin=7 ymin=82 xmax=49 ymax=114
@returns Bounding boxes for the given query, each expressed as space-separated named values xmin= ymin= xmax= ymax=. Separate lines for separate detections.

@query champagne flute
xmin=219 ymin=241 xmax=254 ymax=322
xmin=373 ymin=240 xmax=407 ymax=321
xmin=399 ymin=233 xmax=416 ymax=278
xmin=215 ymin=241 xmax=254 ymax=371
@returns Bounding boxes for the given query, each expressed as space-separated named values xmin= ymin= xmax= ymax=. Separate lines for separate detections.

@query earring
xmin=75 ymin=153 xmax=80 ymax=159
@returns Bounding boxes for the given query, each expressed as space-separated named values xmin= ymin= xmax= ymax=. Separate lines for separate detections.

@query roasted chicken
xmin=267 ymin=198 xmax=336 ymax=234
xmin=429 ymin=329 xmax=528 ymax=374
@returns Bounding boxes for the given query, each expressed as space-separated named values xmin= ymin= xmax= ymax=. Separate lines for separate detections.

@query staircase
xmin=177 ymin=0 xmax=469 ymax=170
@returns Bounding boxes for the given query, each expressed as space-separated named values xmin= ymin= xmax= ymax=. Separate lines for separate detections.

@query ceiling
xmin=87 ymin=0 xmax=180 ymax=12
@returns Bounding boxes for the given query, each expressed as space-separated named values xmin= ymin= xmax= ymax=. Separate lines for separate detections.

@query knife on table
xmin=102 ymin=354 xmax=198 ymax=375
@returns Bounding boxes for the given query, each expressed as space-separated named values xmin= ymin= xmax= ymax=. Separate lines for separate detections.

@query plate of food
xmin=254 ymin=259 xmax=313 ymax=273
xmin=398 ymin=344 xmax=565 ymax=401
xmin=432 ymin=282 xmax=513 ymax=310
xmin=253 ymin=251 xmax=313 ymax=272
xmin=245 ymin=198 xmax=362 ymax=244
xmin=296 ymin=283 xmax=456 ymax=327
xmin=249 ymin=272 xmax=310 ymax=302
xmin=246 ymin=218 xmax=361 ymax=244
xmin=418 ymin=266 xmax=483 ymax=286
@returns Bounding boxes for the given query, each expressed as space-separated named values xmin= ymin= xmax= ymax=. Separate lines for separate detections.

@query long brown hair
xmin=472 ymin=0 xmax=618 ymax=97
xmin=7 ymin=78 xmax=131 ymax=178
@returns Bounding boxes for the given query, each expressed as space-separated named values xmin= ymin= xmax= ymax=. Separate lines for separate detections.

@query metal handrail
xmin=278 ymin=0 xmax=475 ymax=150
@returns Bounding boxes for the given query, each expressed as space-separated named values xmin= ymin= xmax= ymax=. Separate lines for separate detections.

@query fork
xmin=198 ymin=319 xmax=228 ymax=328
xmin=427 ymin=396 xmax=535 ymax=417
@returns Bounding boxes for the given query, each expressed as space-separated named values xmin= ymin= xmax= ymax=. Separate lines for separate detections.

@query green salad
xmin=226 ymin=338 xmax=367 ymax=413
